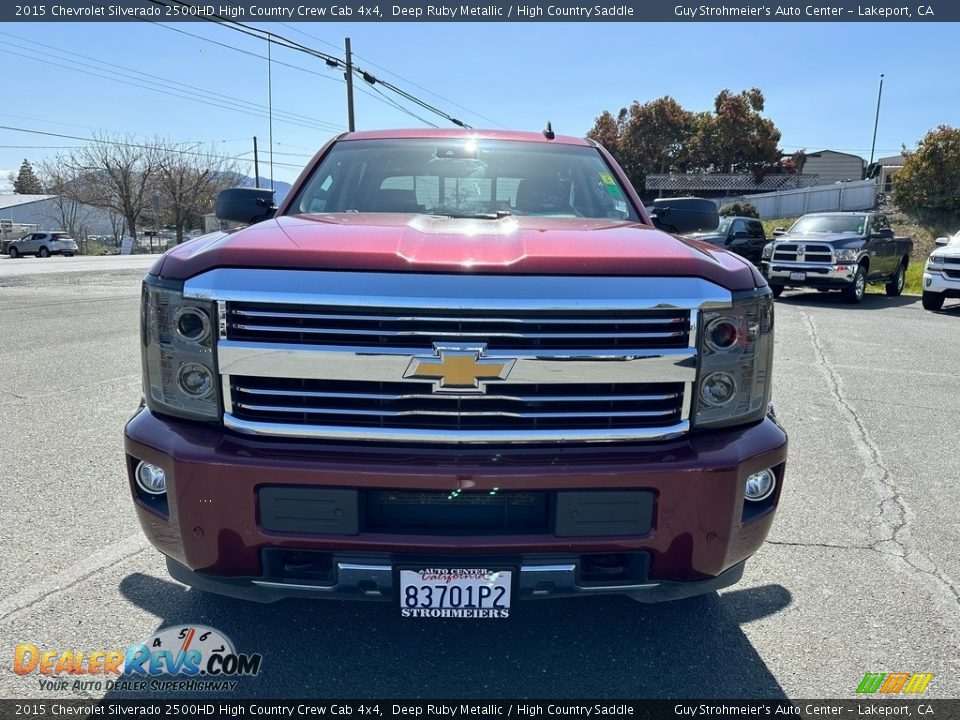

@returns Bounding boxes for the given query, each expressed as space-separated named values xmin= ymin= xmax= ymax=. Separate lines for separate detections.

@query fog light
xmin=177 ymin=363 xmax=214 ymax=397
xmin=700 ymin=371 xmax=737 ymax=406
xmin=925 ymin=277 xmax=932 ymax=288
xmin=135 ymin=461 xmax=167 ymax=495
xmin=744 ymin=469 xmax=776 ymax=502
xmin=174 ymin=307 xmax=210 ymax=343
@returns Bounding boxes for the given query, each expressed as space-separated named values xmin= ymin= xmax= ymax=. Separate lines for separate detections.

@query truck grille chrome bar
xmin=772 ymin=243 xmax=833 ymax=264
xmin=184 ymin=270 xmax=732 ymax=444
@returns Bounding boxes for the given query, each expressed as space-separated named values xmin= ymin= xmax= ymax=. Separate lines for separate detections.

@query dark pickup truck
xmin=688 ymin=215 xmax=768 ymax=266
xmin=761 ymin=212 xmax=912 ymax=303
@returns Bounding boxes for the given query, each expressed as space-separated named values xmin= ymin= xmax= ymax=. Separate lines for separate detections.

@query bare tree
xmin=41 ymin=163 xmax=94 ymax=254
xmin=155 ymin=142 xmax=241 ymax=244
xmin=55 ymin=132 xmax=161 ymax=240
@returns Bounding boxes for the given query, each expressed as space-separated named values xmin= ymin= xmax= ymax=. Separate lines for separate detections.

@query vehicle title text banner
xmin=4 ymin=0 xmax=955 ymax=22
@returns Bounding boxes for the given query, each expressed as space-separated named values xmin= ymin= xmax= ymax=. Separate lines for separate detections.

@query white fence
xmin=727 ymin=178 xmax=878 ymax=219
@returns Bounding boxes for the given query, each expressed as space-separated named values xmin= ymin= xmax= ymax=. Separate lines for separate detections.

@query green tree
xmin=12 ymin=159 xmax=44 ymax=194
xmin=695 ymin=88 xmax=781 ymax=174
xmin=893 ymin=126 xmax=960 ymax=221
xmin=586 ymin=88 xmax=783 ymax=191
xmin=719 ymin=202 xmax=760 ymax=218
xmin=588 ymin=96 xmax=696 ymax=190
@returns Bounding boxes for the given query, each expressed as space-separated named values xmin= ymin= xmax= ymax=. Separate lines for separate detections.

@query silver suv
xmin=4 ymin=232 xmax=79 ymax=258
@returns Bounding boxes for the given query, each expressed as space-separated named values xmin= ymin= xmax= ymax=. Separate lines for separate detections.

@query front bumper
xmin=124 ymin=409 xmax=788 ymax=603
xmin=762 ymin=261 xmax=855 ymax=287
xmin=923 ymin=269 xmax=960 ymax=297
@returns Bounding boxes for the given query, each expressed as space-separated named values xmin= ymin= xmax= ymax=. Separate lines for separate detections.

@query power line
xmin=0 ymin=124 xmax=307 ymax=170
xmin=148 ymin=0 xmax=472 ymax=129
xmin=272 ymin=20 xmax=507 ymax=129
xmin=0 ymin=33 xmax=345 ymax=133
xmin=146 ymin=17 xmax=452 ymax=130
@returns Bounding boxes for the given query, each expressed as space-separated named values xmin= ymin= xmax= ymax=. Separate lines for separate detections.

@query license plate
xmin=789 ymin=272 xmax=806 ymax=281
xmin=399 ymin=568 xmax=512 ymax=619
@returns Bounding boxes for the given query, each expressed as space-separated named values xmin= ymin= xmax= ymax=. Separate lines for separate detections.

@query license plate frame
xmin=398 ymin=567 xmax=513 ymax=619
xmin=789 ymin=271 xmax=806 ymax=282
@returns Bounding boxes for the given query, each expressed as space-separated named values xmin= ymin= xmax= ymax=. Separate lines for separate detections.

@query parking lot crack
xmin=800 ymin=309 xmax=960 ymax=609
xmin=766 ymin=540 xmax=874 ymax=551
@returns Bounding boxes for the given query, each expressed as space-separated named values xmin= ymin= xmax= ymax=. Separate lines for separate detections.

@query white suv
xmin=4 ymin=231 xmax=79 ymax=258
xmin=922 ymin=231 xmax=960 ymax=311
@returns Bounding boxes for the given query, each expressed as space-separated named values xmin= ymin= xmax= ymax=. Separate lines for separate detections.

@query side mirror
xmin=215 ymin=188 xmax=276 ymax=225
xmin=772 ymin=227 xmax=786 ymax=236
xmin=732 ymin=230 xmax=748 ymax=240
xmin=649 ymin=197 xmax=719 ymax=235
xmin=871 ymin=227 xmax=894 ymax=239
xmin=935 ymin=236 xmax=950 ymax=247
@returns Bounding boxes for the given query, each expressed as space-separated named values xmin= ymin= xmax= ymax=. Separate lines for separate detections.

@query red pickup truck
xmin=125 ymin=129 xmax=787 ymax=617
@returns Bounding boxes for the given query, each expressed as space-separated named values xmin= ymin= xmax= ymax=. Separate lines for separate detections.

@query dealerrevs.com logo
xmin=856 ymin=672 xmax=934 ymax=694
xmin=14 ymin=625 xmax=262 ymax=693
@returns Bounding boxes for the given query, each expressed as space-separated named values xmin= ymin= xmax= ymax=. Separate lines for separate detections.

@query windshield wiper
xmin=431 ymin=210 xmax=513 ymax=220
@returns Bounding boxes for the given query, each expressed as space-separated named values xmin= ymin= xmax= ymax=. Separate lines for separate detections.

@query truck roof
xmin=340 ymin=128 xmax=594 ymax=147
xmin=802 ymin=211 xmax=872 ymax=216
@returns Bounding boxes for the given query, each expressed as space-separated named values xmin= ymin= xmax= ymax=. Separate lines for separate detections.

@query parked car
xmin=125 ymin=128 xmax=787 ymax=613
xmin=761 ymin=212 xmax=912 ymax=303
xmin=922 ymin=231 xmax=960 ymax=311
xmin=688 ymin=215 xmax=767 ymax=265
xmin=4 ymin=231 xmax=79 ymax=258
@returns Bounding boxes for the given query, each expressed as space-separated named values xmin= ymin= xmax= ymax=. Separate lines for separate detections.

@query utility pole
xmin=345 ymin=37 xmax=356 ymax=131
xmin=869 ymin=73 xmax=885 ymax=166
xmin=253 ymin=136 xmax=260 ymax=188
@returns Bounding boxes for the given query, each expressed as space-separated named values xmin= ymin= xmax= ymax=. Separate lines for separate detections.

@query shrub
xmin=719 ymin=201 xmax=760 ymax=218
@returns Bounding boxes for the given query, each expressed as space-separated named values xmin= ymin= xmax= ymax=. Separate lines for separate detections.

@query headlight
xmin=694 ymin=290 xmax=774 ymax=429
xmin=141 ymin=275 xmax=219 ymax=420
xmin=761 ymin=242 xmax=773 ymax=259
xmin=834 ymin=248 xmax=860 ymax=263
xmin=927 ymin=254 xmax=944 ymax=267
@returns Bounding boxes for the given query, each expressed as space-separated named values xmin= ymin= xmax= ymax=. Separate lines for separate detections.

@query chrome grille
xmin=230 ymin=377 xmax=685 ymax=431
xmin=182 ymin=269 xmax=733 ymax=443
xmin=772 ymin=243 xmax=833 ymax=263
xmin=225 ymin=302 xmax=691 ymax=350
xmin=944 ymin=259 xmax=960 ymax=280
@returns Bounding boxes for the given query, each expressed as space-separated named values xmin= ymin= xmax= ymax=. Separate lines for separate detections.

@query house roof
xmin=806 ymin=150 xmax=866 ymax=163
xmin=0 ymin=194 xmax=54 ymax=210
xmin=876 ymin=154 xmax=906 ymax=166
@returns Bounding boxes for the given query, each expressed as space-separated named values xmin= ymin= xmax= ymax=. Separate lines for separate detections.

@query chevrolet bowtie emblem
xmin=404 ymin=345 xmax=515 ymax=393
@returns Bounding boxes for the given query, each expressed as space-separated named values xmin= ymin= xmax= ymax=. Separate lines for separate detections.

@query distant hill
xmin=237 ymin=176 xmax=292 ymax=204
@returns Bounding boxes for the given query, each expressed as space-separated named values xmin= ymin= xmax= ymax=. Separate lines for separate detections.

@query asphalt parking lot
xmin=1 ymin=256 xmax=959 ymax=700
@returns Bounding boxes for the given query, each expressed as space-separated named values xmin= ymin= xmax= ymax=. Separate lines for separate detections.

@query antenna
xmin=543 ymin=122 xmax=555 ymax=140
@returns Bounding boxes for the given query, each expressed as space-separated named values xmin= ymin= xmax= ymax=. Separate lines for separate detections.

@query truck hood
xmin=776 ymin=232 xmax=865 ymax=247
xmin=154 ymin=213 xmax=760 ymax=290
xmin=930 ymin=244 xmax=960 ymax=260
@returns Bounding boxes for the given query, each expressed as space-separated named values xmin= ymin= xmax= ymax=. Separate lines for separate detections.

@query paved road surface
xmin=1 ymin=267 xmax=958 ymax=700
xmin=0 ymin=254 xmax=161 ymax=277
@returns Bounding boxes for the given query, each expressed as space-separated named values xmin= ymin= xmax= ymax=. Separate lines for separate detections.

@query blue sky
xmin=0 ymin=21 xmax=955 ymax=190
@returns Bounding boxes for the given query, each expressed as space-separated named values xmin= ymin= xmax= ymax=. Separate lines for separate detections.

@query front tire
xmin=7 ymin=246 xmax=19 ymax=258
xmin=886 ymin=262 xmax=906 ymax=296
xmin=38 ymin=247 xmax=50 ymax=258
xmin=922 ymin=291 xmax=945 ymax=311
xmin=843 ymin=265 xmax=867 ymax=304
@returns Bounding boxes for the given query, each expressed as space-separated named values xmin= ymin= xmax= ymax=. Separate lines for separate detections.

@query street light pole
xmin=869 ymin=73 xmax=885 ymax=166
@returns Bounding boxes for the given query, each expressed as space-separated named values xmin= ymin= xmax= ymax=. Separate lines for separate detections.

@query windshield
xmin=789 ymin=215 xmax=866 ymax=235
xmin=290 ymin=138 xmax=639 ymax=221
xmin=690 ymin=217 xmax=728 ymax=236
